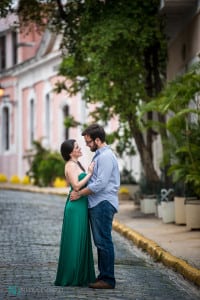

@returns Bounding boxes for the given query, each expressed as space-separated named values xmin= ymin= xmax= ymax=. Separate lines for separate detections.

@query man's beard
xmin=91 ymin=142 xmax=98 ymax=152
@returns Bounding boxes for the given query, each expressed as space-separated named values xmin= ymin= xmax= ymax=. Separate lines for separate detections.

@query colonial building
xmin=0 ymin=14 xmax=132 ymax=181
xmin=0 ymin=15 xmax=97 ymax=179
xmin=2 ymin=1 xmax=198 ymax=183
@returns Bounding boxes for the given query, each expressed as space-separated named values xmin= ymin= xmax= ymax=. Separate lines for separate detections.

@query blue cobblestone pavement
xmin=0 ymin=190 xmax=200 ymax=300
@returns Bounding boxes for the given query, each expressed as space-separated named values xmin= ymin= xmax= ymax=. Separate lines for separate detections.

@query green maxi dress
xmin=54 ymin=173 xmax=96 ymax=286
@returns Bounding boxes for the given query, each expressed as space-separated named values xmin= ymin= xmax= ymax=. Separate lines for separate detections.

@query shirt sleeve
xmin=87 ymin=153 xmax=113 ymax=193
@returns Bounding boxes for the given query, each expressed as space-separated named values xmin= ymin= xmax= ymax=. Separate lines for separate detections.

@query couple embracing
xmin=54 ymin=124 xmax=120 ymax=289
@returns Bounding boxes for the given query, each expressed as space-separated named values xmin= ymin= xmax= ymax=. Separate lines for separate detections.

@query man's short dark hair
xmin=82 ymin=124 xmax=106 ymax=142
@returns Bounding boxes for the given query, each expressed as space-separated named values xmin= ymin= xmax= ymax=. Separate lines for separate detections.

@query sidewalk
xmin=0 ymin=183 xmax=200 ymax=287
xmin=114 ymin=200 xmax=200 ymax=287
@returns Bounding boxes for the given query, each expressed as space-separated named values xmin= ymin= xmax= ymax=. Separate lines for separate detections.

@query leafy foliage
xmin=0 ymin=0 xmax=13 ymax=18
xmin=38 ymin=152 xmax=65 ymax=186
xmin=28 ymin=141 xmax=64 ymax=187
xmin=64 ymin=115 xmax=80 ymax=128
xmin=54 ymin=0 xmax=167 ymax=182
xmin=120 ymin=168 xmax=137 ymax=185
xmin=167 ymin=122 xmax=200 ymax=197
xmin=141 ymin=63 xmax=200 ymax=197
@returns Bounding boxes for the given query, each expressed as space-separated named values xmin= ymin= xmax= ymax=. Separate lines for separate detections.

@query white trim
xmin=14 ymin=52 xmax=61 ymax=77
xmin=17 ymin=84 xmax=23 ymax=177
xmin=42 ymin=81 xmax=52 ymax=149
xmin=17 ymin=56 xmax=61 ymax=90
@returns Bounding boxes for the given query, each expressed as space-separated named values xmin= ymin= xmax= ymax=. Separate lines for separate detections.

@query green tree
xmin=55 ymin=0 xmax=168 ymax=183
xmin=1 ymin=0 xmax=168 ymax=183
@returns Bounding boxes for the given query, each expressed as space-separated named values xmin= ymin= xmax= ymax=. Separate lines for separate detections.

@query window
xmin=30 ymin=99 xmax=34 ymax=145
xmin=2 ymin=106 xmax=10 ymax=151
xmin=45 ymin=93 xmax=50 ymax=143
xmin=63 ymin=105 xmax=69 ymax=139
xmin=12 ymin=31 xmax=17 ymax=65
xmin=0 ymin=35 xmax=6 ymax=70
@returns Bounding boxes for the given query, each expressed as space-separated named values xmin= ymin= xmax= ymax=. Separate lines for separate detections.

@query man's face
xmin=84 ymin=135 xmax=98 ymax=152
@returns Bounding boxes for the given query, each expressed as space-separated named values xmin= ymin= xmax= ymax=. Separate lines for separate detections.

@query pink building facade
xmin=2 ymin=2 xmax=198 ymax=182
xmin=0 ymin=15 xmax=122 ymax=180
xmin=0 ymin=15 xmax=134 ymax=180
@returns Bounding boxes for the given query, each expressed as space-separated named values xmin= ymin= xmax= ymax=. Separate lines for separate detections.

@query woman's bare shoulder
xmin=65 ymin=161 xmax=78 ymax=176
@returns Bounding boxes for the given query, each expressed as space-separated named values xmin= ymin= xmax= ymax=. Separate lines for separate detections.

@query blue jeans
xmin=89 ymin=200 xmax=117 ymax=288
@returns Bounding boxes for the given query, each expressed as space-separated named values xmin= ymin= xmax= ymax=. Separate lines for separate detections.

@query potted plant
xmin=164 ymin=65 xmax=200 ymax=229
xmin=142 ymin=62 xmax=200 ymax=228
xmin=173 ymin=181 xmax=186 ymax=225
xmin=140 ymin=62 xmax=200 ymax=226
xmin=138 ymin=174 xmax=162 ymax=214
xmin=168 ymin=121 xmax=200 ymax=229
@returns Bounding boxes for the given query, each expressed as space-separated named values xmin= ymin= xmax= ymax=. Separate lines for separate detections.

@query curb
xmin=113 ymin=219 xmax=200 ymax=287
xmin=0 ymin=184 xmax=67 ymax=196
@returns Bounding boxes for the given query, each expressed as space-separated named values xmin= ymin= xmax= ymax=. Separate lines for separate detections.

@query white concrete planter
xmin=185 ymin=200 xmax=200 ymax=230
xmin=140 ymin=198 xmax=157 ymax=214
xmin=157 ymin=204 xmax=162 ymax=218
xmin=174 ymin=196 xmax=186 ymax=225
xmin=161 ymin=201 xmax=175 ymax=223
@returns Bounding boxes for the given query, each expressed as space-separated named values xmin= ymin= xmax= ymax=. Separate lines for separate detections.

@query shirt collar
xmin=94 ymin=145 xmax=109 ymax=157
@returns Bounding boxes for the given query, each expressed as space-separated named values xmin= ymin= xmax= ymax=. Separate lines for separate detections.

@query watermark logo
xmin=8 ymin=286 xmax=21 ymax=296
xmin=7 ymin=285 xmax=65 ymax=297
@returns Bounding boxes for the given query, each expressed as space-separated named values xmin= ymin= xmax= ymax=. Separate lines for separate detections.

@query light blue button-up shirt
xmin=87 ymin=145 xmax=120 ymax=211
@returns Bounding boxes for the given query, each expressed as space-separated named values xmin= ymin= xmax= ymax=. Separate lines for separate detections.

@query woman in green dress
xmin=54 ymin=139 xmax=96 ymax=286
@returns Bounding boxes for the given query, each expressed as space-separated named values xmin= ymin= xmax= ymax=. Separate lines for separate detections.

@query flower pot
xmin=157 ymin=203 xmax=162 ymax=218
xmin=185 ymin=199 xmax=200 ymax=230
xmin=140 ymin=197 xmax=157 ymax=214
xmin=161 ymin=201 xmax=175 ymax=223
xmin=174 ymin=196 xmax=186 ymax=225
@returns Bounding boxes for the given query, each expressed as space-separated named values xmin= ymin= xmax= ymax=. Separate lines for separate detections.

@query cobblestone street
xmin=0 ymin=190 xmax=200 ymax=300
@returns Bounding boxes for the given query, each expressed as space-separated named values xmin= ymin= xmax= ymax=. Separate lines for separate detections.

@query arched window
xmin=30 ymin=99 xmax=34 ymax=145
xmin=63 ymin=105 xmax=69 ymax=140
xmin=2 ymin=106 xmax=10 ymax=151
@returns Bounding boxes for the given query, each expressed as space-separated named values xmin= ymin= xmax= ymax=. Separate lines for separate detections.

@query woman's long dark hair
xmin=60 ymin=139 xmax=76 ymax=161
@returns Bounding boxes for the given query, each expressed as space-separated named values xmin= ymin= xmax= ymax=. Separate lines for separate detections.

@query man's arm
xmin=70 ymin=187 xmax=93 ymax=201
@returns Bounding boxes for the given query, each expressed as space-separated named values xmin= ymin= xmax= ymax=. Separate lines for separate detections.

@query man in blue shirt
xmin=70 ymin=124 xmax=120 ymax=289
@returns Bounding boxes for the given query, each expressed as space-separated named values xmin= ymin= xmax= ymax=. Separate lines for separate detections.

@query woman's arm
xmin=65 ymin=161 xmax=94 ymax=191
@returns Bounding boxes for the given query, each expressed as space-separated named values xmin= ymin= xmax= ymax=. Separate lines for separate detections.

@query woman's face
xmin=71 ymin=142 xmax=82 ymax=158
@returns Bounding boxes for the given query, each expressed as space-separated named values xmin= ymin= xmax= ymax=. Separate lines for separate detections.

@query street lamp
xmin=0 ymin=84 xmax=17 ymax=106
xmin=0 ymin=84 xmax=4 ymax=97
